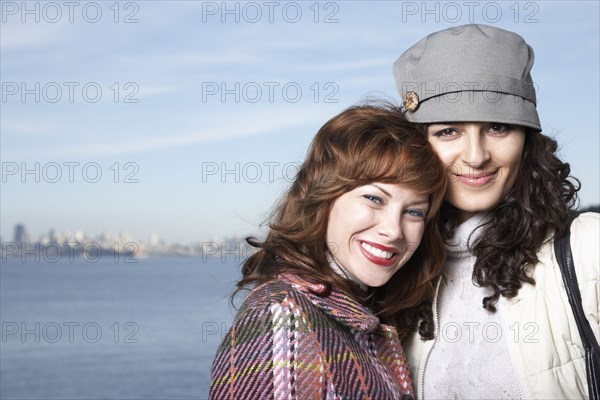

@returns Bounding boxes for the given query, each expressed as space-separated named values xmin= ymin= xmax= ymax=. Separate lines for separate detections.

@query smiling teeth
xmin=361 ymin=242 xmax=394 ymax=259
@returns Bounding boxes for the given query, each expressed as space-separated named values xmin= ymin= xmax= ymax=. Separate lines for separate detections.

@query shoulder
xmin=232 ymin=278 xmax=321 ymax=331
xmin=570 ymin=211 xmax=599 ymax=238
xmin=536 ymin=211 xmax=599 ymax=283
xmin=212 ymin=279 xmax=315 ymax=363
xmin=238 ymin=279 xmax=297 ymax=312
xmin=570 ymin=212 xmax=599 ymax=281
xmin=210 ymin=279 xmax=321 ymax=399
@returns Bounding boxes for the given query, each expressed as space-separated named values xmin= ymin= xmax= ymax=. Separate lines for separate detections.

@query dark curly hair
xmin=236 ymin=103 xmax=447 ymax=340
xmin=439 ymin=128 xmax=580 ymax=311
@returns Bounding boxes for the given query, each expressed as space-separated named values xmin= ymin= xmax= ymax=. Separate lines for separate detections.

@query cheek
xmin=326 ymin=212 xmax=343 ymax=242
xmin=428 ymin=141 xmax=455 ymax=164
xmin=326 ymin=205 xmax=342 ymax=246
xmin=504 ymin=131 xmax=526 ymax=169
xmin=501 ymin=146 xmax=525 ymax=182
xmin=404 ymin=224 xmax=426 ymax=251
xmin=326 ymin=202 xmax=362 ymax=249
xmin=325 ymin=223 xmax=345 ymax=257
xmin=503 ymin=161 xmax=522 ymax=194
xmin=512 ymin=150 xmax=525 ymax=169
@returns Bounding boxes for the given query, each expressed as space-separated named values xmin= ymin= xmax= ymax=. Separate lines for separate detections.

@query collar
xmin=279 ymin=273 xmax=380 ymax=333
xmin=326 ymin=251 xmax=368 ymax=291
xmin=445 ymin=212 xmax=490 ymax=258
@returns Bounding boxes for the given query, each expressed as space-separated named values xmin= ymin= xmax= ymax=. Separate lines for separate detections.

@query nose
xmin=461 ymin=131 xmax=490 ymax=168
xmin=377 ymin=210 xmax=404 ymax=241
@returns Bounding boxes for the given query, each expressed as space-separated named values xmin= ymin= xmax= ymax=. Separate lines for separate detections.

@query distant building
xmin=14 ymin=224 xmax=29 ymax=243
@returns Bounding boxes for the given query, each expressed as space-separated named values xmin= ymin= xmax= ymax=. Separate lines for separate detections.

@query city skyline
xmin=3 ymin=221 xmax=255 ymax=247
xmin=2 ymin=222 xmax=255 ymax=259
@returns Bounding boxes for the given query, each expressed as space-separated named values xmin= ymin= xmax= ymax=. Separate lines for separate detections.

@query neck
xmin=326 ymin=252 xmax=368 ymax=291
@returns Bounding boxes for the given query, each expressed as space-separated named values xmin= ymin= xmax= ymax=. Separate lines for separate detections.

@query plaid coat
xmin=209 ymin=274 xmax=414 ymax=399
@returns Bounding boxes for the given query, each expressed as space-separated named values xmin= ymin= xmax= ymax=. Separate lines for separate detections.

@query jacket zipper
xmin=418 ymin=275 xmax=442 ymax=398
xmin=497 ymin=296 xmax=527 ymax=398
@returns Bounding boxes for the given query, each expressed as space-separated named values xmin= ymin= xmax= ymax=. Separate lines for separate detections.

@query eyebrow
xmin=371 ymin=184 xmax=391 ymax=197
xmin=370 ymin=184 xmax=429 ymax=205
xmin=410 ymin=200 xmax=430 ymax=208
xmin=428 ymin=123 xmax=455 ymax=130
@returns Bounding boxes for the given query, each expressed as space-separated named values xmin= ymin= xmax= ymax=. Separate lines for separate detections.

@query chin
xmin=450 ymin=199 xmax=498 ymax=215
xmin=362 ymin=275 xmax=392 ymax=288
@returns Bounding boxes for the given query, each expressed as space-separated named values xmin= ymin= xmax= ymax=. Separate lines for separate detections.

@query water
xmin=0 ymin=256 xmax=242 ymax=400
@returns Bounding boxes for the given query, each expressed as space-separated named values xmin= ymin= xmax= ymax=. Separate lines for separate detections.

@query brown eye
xmin=488 ymin=123 xmax=512 ymax=134
xmin=432 ymin=128 xmax=457 ymax=138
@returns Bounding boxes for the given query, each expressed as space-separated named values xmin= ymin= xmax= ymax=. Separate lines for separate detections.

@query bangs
xmin=337 ymin=135 xmax=441 ymax=196
xmin=301 ymin=102 xmax=446 ymax=219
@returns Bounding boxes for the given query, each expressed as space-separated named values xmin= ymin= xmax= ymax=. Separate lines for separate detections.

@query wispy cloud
xmin=294 ymin=58 xmax=390 ymax=72
xmin=137 ymin=84 xmax=180 ymax=98
xmin=0 ymin=119 xmax=72 ymax=137
xmin=116 ymin=51 xmax=260 ymax=69
xmin=0 ymin=21 xmax=68 ymax=50
xmin=4 ymin=105 xmax=335 ymax=158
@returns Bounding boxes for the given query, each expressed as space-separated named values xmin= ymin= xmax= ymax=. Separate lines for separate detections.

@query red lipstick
xmin=359 ymin=241 xmax=399 ymax=267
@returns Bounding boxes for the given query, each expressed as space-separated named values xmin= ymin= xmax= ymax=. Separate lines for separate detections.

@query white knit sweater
xmin=423 ymin=213 xmax=525 ymax=399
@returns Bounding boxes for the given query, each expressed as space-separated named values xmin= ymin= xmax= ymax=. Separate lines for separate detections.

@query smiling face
xmin=325 ymin=182 xmax=429 ymax=288
xmin=426 ymin=122 xmax=526 ymax=222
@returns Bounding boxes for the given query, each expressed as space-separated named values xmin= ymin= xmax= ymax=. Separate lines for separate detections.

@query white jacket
xmin=405 ymin=212 xmax=600 ymax=399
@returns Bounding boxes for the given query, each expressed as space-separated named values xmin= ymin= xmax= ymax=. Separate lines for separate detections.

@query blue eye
xmin=363 ymin=194 xmax=383 ymax=205
xmin=406 ymin=209 xmax=426 ymax=219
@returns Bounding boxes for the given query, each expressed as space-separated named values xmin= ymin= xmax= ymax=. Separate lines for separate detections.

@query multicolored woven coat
xmin=209 ymin=274 xmax=414 ymax=399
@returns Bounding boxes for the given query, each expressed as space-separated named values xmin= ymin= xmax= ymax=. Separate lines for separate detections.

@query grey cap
xmin=393 ymin=24 xmax=541 ymax=130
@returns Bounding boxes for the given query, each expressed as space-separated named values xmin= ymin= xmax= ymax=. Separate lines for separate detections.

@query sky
xmin=1 ymin=0 xmax=599 ymax=244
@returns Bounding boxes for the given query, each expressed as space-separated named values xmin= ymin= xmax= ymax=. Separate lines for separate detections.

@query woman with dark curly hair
xmin=208 ymin=103 xmax=447 ymax=400
xmin=393 ymin=24 xmax=599 ymax=399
